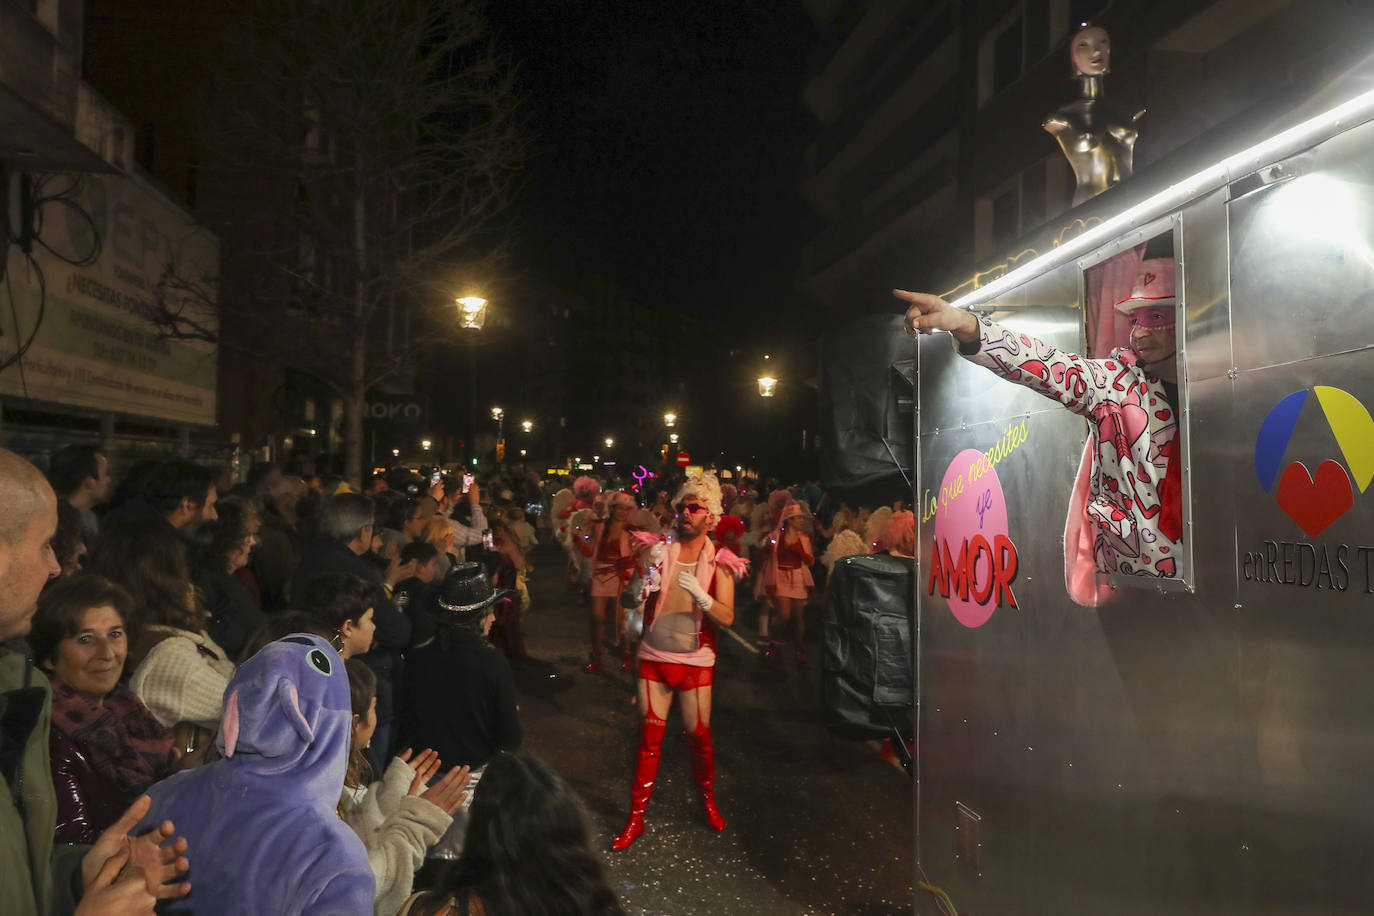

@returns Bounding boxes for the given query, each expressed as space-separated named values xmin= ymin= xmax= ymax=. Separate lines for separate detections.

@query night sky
xmin=483 ymin=1 xmax=820 ymax=330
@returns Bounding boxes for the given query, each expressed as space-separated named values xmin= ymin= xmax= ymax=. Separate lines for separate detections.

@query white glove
xmin=676 ymin=570 xmax=712 ymax=610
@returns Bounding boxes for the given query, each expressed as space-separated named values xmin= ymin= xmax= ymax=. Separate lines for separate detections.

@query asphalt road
xmin=509 ymin=542 xmax=914 ymax=915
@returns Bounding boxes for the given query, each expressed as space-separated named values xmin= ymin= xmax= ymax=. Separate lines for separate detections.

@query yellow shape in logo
xmin=1314 ymin=386 xmax=1374 ymax=493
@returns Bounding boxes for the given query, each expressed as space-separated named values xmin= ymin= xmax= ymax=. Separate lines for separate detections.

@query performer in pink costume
xmin=558 ymin=476 xmax=601 ymax=596
xmin=750 ymin=489 xmax=790 ymax=648
xmin=611 ymin=474 xmax=747 ymax=850
xmin=760 ymin=502 xmax=814 ymax=662
xmin=576 ymin=490 xmax=638 ymax=672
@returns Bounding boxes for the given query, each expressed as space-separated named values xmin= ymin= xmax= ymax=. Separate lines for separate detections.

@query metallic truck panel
xmin=916 ymin=116 xmax=1374 ymax=914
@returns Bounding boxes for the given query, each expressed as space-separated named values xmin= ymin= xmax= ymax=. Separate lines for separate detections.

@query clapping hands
xmin=76 ymin=795 xmax=190 ymax=915
xmin=397 ymin=748 xmax=471 ymax=816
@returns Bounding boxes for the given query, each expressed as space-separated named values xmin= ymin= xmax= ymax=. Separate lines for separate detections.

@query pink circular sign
xmin=929 ymin=448 xmax=1018 ymax=628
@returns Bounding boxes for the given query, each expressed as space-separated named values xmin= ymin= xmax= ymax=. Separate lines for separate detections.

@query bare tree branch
xmin=140 ymin=0 xmax=527 ymax=482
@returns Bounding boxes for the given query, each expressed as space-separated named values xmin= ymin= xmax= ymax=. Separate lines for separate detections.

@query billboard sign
xmin=0 ymin=171 xmax=219 ymax=425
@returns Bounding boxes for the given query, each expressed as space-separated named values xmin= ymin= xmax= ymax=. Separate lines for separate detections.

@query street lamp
xmin=756 ymin=366 xmax=778 ymax=478
xmin=456 ymin=296 xmax=488 ymax=330
xmin=457 ymin=295 xmax=489 ymax=467
xmin=521 ymin=419 xmax=533 ymax=433
xmin=421 ymin=439 xmax=432 ymax=451
xmin=669 ymin=433 xmax=679 ymax=444
xmin=391 ymin=448 xmax=400 ymax=458
xmin=663 ymin=412 xmax=677 ymax=427
xmin=604 ymin=437 xmax=614 ymax=449
xmin=490 ymin=407 xmax=505 ymax=461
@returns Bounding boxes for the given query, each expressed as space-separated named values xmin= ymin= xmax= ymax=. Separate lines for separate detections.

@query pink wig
xmin=879 ymin=510 xmax=916 ymax=556
xmin=573 ymin=476 xmax=601 ymax=501
xmin=767 ymin=489 xmax=790 ymax=518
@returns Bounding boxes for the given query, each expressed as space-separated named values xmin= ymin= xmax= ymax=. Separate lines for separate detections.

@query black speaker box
xmin=821 ymin=552 xmax=913 ymax=741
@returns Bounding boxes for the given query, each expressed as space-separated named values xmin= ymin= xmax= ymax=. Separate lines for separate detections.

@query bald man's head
xmin=0 ymin=448 xmax=60 ymax=641
xmin=0 ymin=449 xmax=52 ymax=543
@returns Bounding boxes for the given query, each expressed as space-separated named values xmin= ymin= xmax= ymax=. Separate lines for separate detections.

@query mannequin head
xmin=1071 ymin=25 xmax=1110 ymax=77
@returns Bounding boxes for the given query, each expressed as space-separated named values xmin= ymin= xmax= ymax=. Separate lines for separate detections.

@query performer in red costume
xmin=576 ymin=490 xmax=637 ymax=672
xmin=611 ymin=474 xmax=746 ymax=850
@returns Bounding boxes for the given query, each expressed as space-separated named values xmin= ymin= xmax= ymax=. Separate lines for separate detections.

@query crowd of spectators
xmin=4 ymin=439 xmax=911 ymax=914
xmin=2 ymin=444 xmax=623 ymax=915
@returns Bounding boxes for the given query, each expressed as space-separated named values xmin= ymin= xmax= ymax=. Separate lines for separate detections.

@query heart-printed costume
xmin=957 ymin=313 xmax=1182 ymax=590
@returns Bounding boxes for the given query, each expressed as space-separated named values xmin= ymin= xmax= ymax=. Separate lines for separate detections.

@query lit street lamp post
xmin=757 ymin=369 xmax=778 ymax=480
xmin=662 ymin=412 xmax=678 ymax=467
xmin=457 ymin=296 xmax=488 ymax=468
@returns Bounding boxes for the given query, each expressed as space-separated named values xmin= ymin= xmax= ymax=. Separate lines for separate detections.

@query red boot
xmin=686 ymin=723 xmax=725 ymax=831
xmin=612 ymin=715 xmax=666 ymax=850
xmin=583 ymin=642 xmax=603 ymax=674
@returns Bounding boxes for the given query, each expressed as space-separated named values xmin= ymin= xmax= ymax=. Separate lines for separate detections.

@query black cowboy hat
xmin=425 ymin=562 xmax=517 ymax=625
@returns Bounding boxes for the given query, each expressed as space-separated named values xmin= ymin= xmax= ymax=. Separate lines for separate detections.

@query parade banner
xmin=0 ymin=170 xmax=219 ymax=426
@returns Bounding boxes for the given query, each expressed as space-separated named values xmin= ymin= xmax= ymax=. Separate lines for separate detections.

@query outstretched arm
xmin=894 ymin=290 xmax=980 ymax=343
xmin=895 ymin=289 xmax=1126 ymax=419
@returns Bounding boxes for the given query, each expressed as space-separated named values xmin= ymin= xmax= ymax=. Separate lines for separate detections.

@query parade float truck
xmin=914 ymin=69 xmax=1374 ymax=915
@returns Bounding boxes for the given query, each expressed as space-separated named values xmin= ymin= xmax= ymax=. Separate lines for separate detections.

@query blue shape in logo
xmin=1255 ymin=389 xmax=1308 ymax=493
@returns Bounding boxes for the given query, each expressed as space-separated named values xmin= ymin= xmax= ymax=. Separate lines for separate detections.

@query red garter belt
xmin=638 ymin=659 xmax=714 ymax=689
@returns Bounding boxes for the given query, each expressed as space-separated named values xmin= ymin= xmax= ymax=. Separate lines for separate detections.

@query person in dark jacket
xmin=254 ymin=473 xmax=305 ymax=612
xmin=399 ymin=564 xmax=521 ymax=860
xmin=96 ymin=459 xmax=219 ymax=540
xmin=291 ymin=492 xmax=411 ymax=761
xmin=191 ymin=497 xmax=268 ymax=660
xmin=393 ymin=541 xmax=441 ymax=649
xmin=31 ymin=575 xmax=175 ymax=844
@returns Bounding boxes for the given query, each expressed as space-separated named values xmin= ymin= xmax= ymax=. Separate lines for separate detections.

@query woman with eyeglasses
xmin=610 ymin=475 xmax=747 ymax=850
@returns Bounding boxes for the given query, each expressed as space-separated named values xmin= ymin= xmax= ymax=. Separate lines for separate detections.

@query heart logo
xmin=1275 ymin=460 xmax=1354 ymax=537
xmin=1120 ymin=403 xmax=1148 ymax=445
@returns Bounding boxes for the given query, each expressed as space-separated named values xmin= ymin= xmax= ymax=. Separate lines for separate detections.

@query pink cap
xmin=1114 ymin=258 xmax=1176 ymax=329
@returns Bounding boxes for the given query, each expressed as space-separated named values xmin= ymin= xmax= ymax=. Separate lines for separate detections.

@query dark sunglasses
xmin=679 ymin=502 xmax=709 ymax=516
